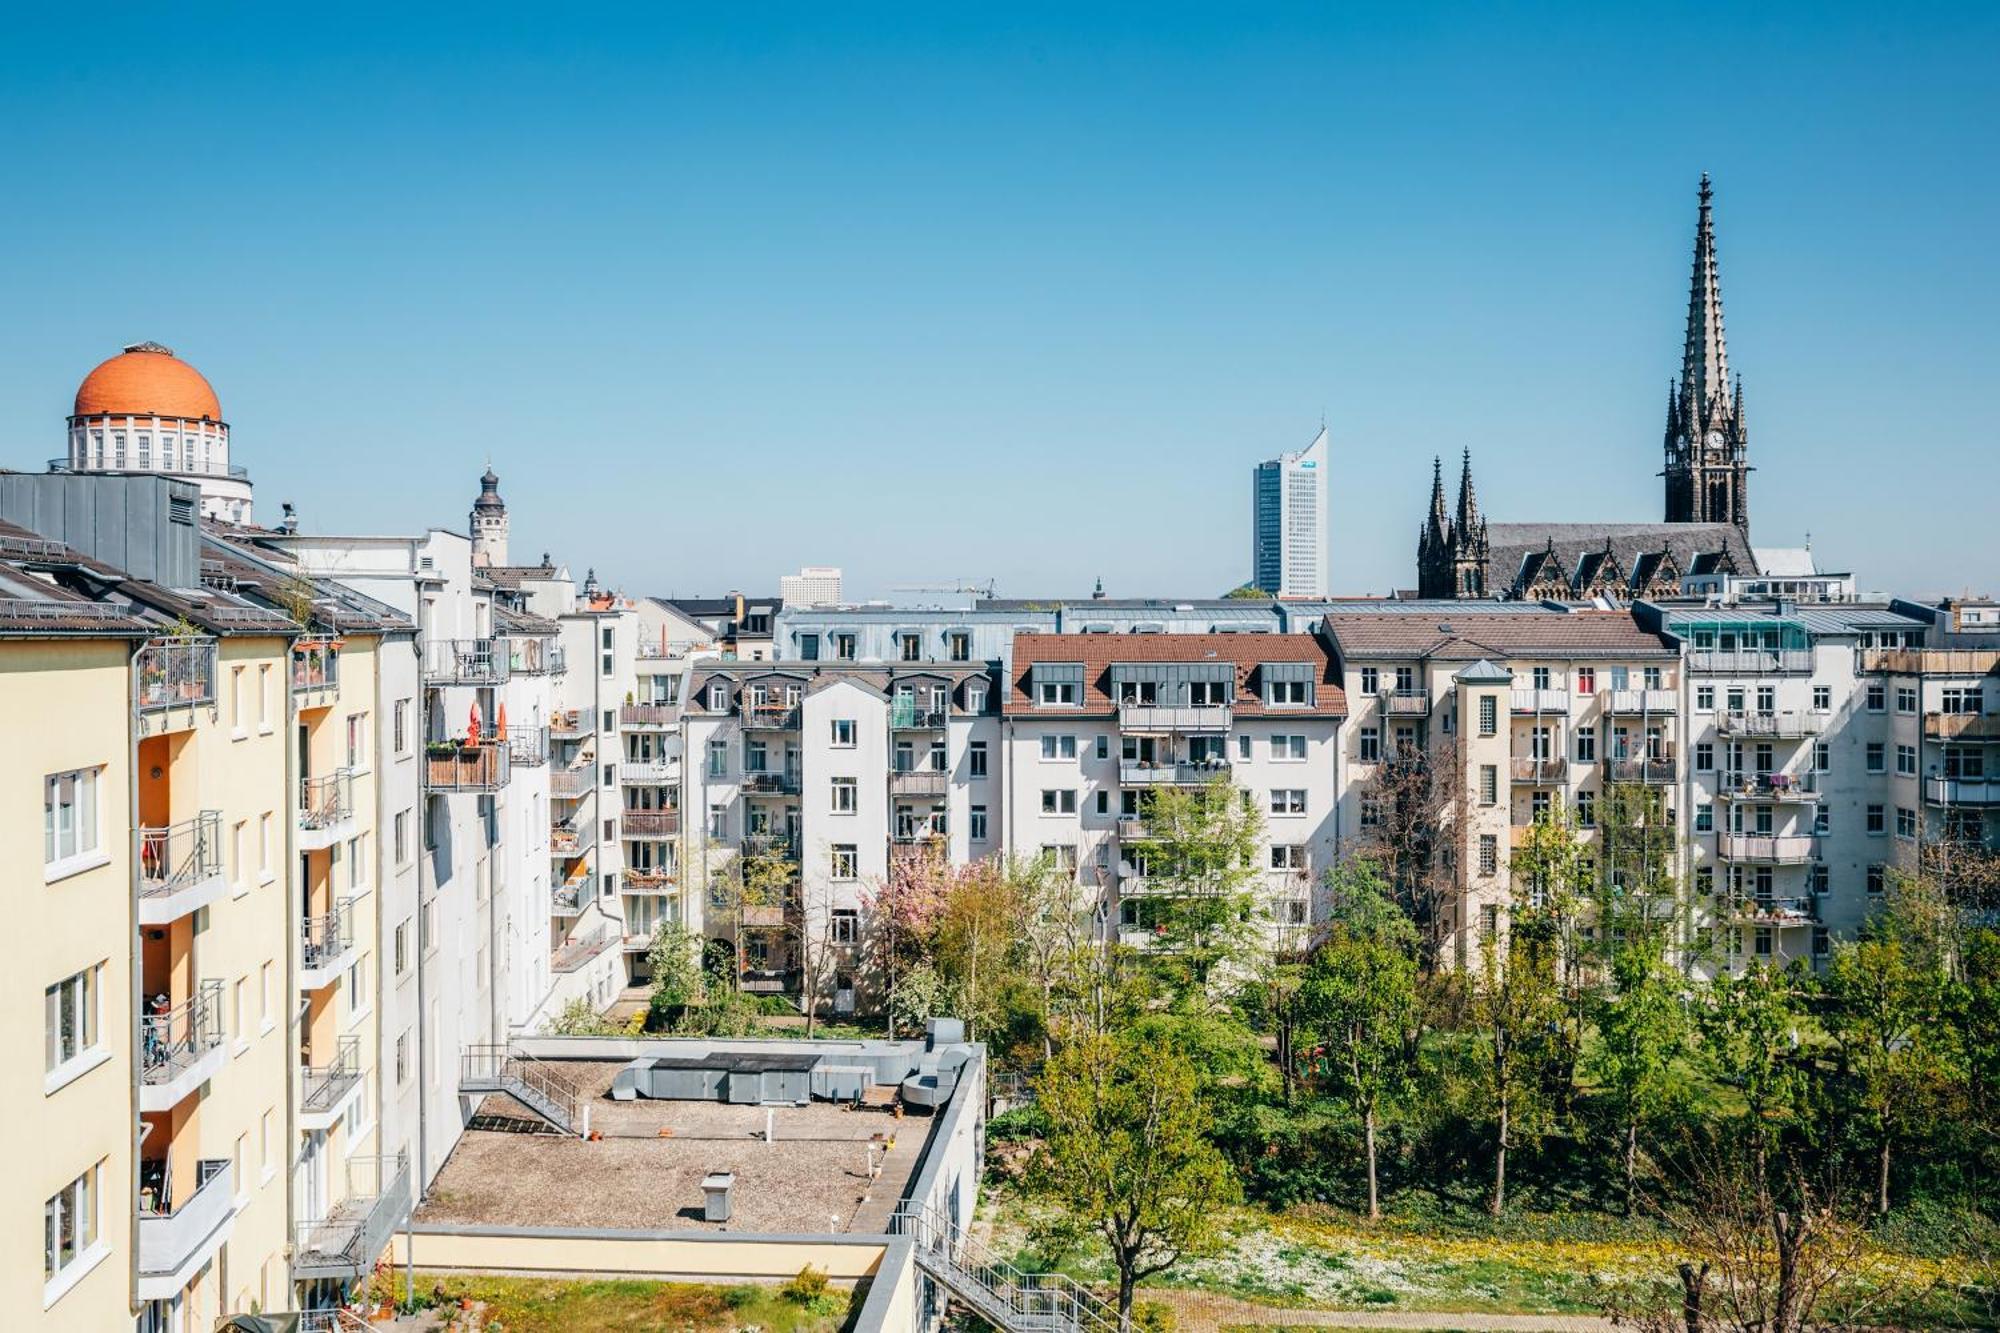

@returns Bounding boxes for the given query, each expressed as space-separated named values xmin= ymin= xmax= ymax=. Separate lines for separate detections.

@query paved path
xmin=1150 ymin=1289 xmax=1616 ymax=1331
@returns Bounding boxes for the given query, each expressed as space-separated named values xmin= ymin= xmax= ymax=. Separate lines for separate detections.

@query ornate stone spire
xmin=1680 ymin=173 xmax=1731 ymax=429
xmin=1664 ymin=175 xmax=1751 ymax=530
xmin=1455 ymin=448 xmax=1481 ymax=531
xmin=1428 ymin=455 xmax=1449 ymax=538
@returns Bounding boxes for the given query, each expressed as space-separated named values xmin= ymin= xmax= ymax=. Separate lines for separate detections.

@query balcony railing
xmin=505 ymin=636 xmax=565 ymax=676
xmin=623 ymin=866 xmax=677 ymax=891
xmin=140 ymin=980 xmax=224 ymax=1089
xmin=1510 ymin=756 xmax=1568 ymax=784
xmin=1927 ymin=775 xmax=2000 ymax=806
xmin=291 ymin=637 xmax=340 ymax=695
xmin=1606 ymin=688 xmax=1677 ymax=714
xmin=890 ymin=769 xmax=951 ymax=797
xmin=620 ymin=703 xmax=675 ymax=729
xmin=421 ymin=637 xmax=509 ymax=685
xmin=1380 ymin=689 xmax=1431 ymax=715
xmin=138 ymin=1157 xmax=233 ymax=1285
xmin=1117 ymin=702 xmax=1234 ymax=732
xmin=550 ymin=824 xmax=583 ymax=857
xmin=1607 ymin=756 xmax=1676 ymax=785
xmin=301 ymin=1036 xmax=362 ymax=1117
xmin=139 ymin=812 xmax=223 ymax=906
xmin=890 ymin=699 xmax=950 ymax=730
xmin=1722 ymin=895 xmax=1818 ymax=925
xmin=742 ymin=703 xmax=801 ymax=730
xmin=742 ymin=771 xmax=801 ymax=795
xmin=1718 ymin=710 xmax=1821 ymax=739
xmin=741 ymin=903 xmax=791 ymax=928
xmin=426 ymin=740 xmax=510 ymax=792
xmin=137 ymin=637 xmax=217 ymax=712
xmin=551 ymin=883 xmax=583 ymax=913
xmin=508 ymin=725 xmax=548 ymax=768
xmin=621 ymin=809 xmax=680 ymax=837
xmin=302 ymin=899 xmax=356 ymax=977
xmin=549 ymin=710 xmax=588 ymax=738
xmin=299 ymin=770 xmax=354 ymax=830
xmin=1923 ymin=713 xmax=2000 ymax=741
xmin=1717 ymin=833 xmax=1818 ymax=864
xmin=741 ymin=834 xmax=797 ymax=860
xmin=1120 ymin=759 xmax=1233 ymax=786
xmin=893 ymin=820 xmax=949 ymax=845
xmin=621 ymin=758 xmax=675 ymax=783
xmin=1718 ymin=770 xmax=1821 ymax=801
xmin=1511 ymin=688 xmax=1570 ymax=713
xmin=293 ymin=1151 xmax=411 ymax=1280
xmin=1688 ymin=648 xmax=1814 ymax=675
xmin=550 ymin=768 xmax=594 ymax=799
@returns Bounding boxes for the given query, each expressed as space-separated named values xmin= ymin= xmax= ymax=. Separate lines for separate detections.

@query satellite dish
xmin=1117 ymin=859 xmax=1135 ymax=878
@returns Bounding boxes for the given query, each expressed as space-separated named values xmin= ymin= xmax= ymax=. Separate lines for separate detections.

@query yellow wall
xmin=0 ymin=638 xmax=133 ymax=1330
xmin=404 ymin=1228 xmax=888 ymax=1284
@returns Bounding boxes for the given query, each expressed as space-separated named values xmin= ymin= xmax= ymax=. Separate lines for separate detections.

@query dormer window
xmin=899 ymin=633 xmax=922 ymax=662
xmin=707 ymin=682 xmax=729 ymax=712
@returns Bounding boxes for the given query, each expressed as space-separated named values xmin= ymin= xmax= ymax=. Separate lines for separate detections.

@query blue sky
xmin=0 ymin=4 xmax=1992 ymax=599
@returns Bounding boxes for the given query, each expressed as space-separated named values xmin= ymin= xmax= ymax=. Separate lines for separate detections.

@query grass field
xmin=358 ymin=1271 xmax=857 ymax=1332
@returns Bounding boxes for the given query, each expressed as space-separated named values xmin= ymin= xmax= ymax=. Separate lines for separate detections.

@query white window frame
xmin=43 ymin=768 xmax=106 ymax=881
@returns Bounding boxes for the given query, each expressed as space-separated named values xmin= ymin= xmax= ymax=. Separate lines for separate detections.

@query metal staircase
xmin=894 ymin=1203 xmax=1121 ymax=1333
xmin=460 ymin=1045 xmax=588 ymax=1136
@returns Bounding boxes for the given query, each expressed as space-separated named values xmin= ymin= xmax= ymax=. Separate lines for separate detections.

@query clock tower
xmin=1663 ymin=175 xmax=1750 ymax=530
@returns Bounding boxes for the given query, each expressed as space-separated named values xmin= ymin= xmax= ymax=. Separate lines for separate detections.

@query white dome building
xmin=59 ymin=341 xmax=254 ymax=523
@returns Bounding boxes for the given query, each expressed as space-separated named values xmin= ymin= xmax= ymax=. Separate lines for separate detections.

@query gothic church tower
xmin=1663 ymin=175 xmax=1751 ymax=530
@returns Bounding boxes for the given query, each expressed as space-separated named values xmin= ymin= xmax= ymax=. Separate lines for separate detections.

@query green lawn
xmin=360 ymin=1271 xmax=857 ymax=1332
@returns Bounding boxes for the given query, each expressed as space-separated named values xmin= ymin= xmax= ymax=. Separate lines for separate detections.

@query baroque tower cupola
xmin=470 ymin=465 xmax=509 ymax=567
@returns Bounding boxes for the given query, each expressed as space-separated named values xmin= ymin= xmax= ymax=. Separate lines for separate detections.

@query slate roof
xmin=1486 ymin=522 xmax=1756 ymax=598
xmin=1323 ymin=610 xmax=1677 ymax=661
xmin=1005 ymin=633 xmax=1346 ymax=717
xmin=493 ymin=602 xmax=561 ymax=636
xmin=0 ymin=517 xmax=296 ymax=637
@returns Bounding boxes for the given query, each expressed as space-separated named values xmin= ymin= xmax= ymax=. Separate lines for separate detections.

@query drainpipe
xmin=413 ymin=628 xmax=431 ymax=1197
xmin=125 ymin=638 xmax=144 ymax=1310
xmin=283 ymin=630 xmax=302 ymax=1300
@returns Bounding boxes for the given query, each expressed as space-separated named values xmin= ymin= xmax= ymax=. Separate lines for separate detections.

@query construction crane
xmin=891 ymin=579 xmax=998 ymax=601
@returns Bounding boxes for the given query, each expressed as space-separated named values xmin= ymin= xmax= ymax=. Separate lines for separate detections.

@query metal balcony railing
xmin=550 ymin=824 xmax=583 ymax=856
xmin=299 ymin=770 xmax=354 ymax=830
xmin=1117 ymin=703 xmax=1233 ymax=732
xmin=894 ymin=1201 xmax=1121 ymax=1333
xmin=426 ymin=740 xmax=510 ymax=791
xmin=291 ymin=637 xmax=340 ymax=694
xmin=302 ymin=898 xmax=356 ymax=975
xmin=1717 ymin=833 xmax=1818 ymax=864
xmin=620 ymin=809 xmax=679 ymax=837
xmin=742 ymin=702 xmax=801 ymax=730
xmin=137 ymin=1157 xmax=233 ymax=1280
xmin=549 ymin=767 xmax=594 ymax=799
xmin=293 ymin=1150 xmax=411 ymax=1279
xmin=549 ymin=710 xmax=588 ymax=738
xmin=1688 ymin=648 xmax=1813 ymax=675
xmin=136 ymin=637 xmax=217 ymax=712
xmin=1120 ymin=758 xmax=1233 ymax=785
xmin=140 ymin=980 xmax=224 ymax=1087
xmin=1718 ymin=710 xmax=1821 ymax=739
xmin=504 ymin=636 xmax=565 ymax=676
xmin=551 ymin=883 xmax=583 ymax=913
xmin=741 ymin=833 xmax=797 ymax=860
xmin=890 ymin=768 xmax=951 ymax=797
xmin=619 ymin=703 xmax=675 ymax=728
xmin=623 ymin=866 xmax=677 ymax=891
xmin=889 ymin=700 xmax=949 ymax=730
xmin=139 ymin=812 xmax=223 ymax=902
xmin=1718 ymin=770 xmax=1821 ymax=800
xmin=1510 ymin=756 xmax=1568 ymax=784
xmin=508 ymin=725 xmax=548 ymax=768
xmin=1607 ymin=755 xmax=1676 ymax=784
xmin=1379 ymin=689 xmax=1431 ymax=715
xmin=893 ymin=821 xmax=949 ymax=845
xmin=620 ymin=757 xmax=676 ymax=783
xmin=1606 ymin=687 xmax=1677 ymax=714
xmin=742 ymin=771 xmax=800 ymax=795
xmin=301 ymin=1036 xmax=362 ymax=1115
xmin=1511 ymin=688 xmax=1570 ymax=713
xmin=1927 ymin=775 xmax=2000 ymax=805
xmin=1722 ymin=894 xmax=1817 ymax=924
xmin=421 ymin=637 xmax=509 ymax=685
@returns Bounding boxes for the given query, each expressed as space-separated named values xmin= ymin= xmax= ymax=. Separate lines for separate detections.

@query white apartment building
xmin=1251 ymin=425 xmax=1330 ymax=598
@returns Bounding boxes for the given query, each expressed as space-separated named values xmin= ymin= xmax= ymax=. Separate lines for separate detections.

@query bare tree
xmin=1365 ymin=736 xmax=1459 ymax=971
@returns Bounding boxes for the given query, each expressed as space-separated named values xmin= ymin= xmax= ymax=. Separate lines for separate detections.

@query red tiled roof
xmin=1006 ymin=633 xmax=1345 ymax=717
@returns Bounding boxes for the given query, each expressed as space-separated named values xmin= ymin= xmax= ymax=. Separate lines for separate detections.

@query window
xmin=1478 ymin=835 xmax=1498 ymax=876
xmin=1041 ymin=789 xmax=1077 ymax=815
xmin=1041 ymin=735 xmax=1078 ymax=761
xmin=1865 ymin=742 xmax=1885 ymax=774
xmin=1755 ymin=927 xmax=1774 ymax=958
xmin=396 ymin=1032 xmax=410 ymax=1084
xmin=259 ymin=812 xmax=274 ymax=878
xmin=346 ymin=712 xmax=368 ymax=768
xmin=394 ymin=921 xmax=409 ymax=975
xmin=1896 ymin=687 xmax=1918 ymax=714
xmin=230 ymin=665 xmax=245 ymax=731
xmin=899 ymin=633 xmax=922 ymax=662
xmin=1270 ymin=844 xmax=1307 ymax=870
xmin=970 ymin=805 xmax=988 ymax=841
xmin=1896 ymin=806 xmax=1917 ymax=838
xmin=1358 ymin=727 xmax=1380 ymax=763
xmin=1269 ymin=789 xmax=1306 ymax=815
xmin=1479 ymin=903 xmax=1499 ymax=940
xmin=45 ymin=967 xmax=99 ymax=1074
xmin=1896 ymin=744 xmax=1917 ymax=776
xmin=830 ymin=778 xmax=857 ymax=813
xmin=966 ymin=682 xmax=987 ymax=713
xmin=1038 ymin=680 xmax=1078 ymax=706
xmin=832 ymin=909 xmax=859 ymax=944
xmin=1190 ymin=680 xmax=1229 ymax=706
xmin=707 ymin=740 xmax=728 ymax=779
xmin=1868 ymin=864 xmax=1886 ymax=895
xmin=1694 ymin=803 xmax=1713 ymax=832
xmin=257 ymin=664 xmax=271 ymax=728
xmin=1094 ymin=789 xmax=1109 ymax=815
xmin=1531 ymin=790 xmax=1552 ymax=821
xmin=392 ymin=698 xmax=410 ymax=755
xmin=1866 ymin=804 xmax=1885 ymax=835
xmin=1814 ymin=805 xmax=1830 ymax=835
xmin=831 ymin=633 xmax=856 ymax=661
xmin=1268 ymin=679 xmax=1308 ymax=706
xmin=1693 ymin=742 xmax=1713 ymax=772
xmin=1477 ymin=695 xmax=1497 ymax=736
xmin=969 ymin=742 xmax=988 ymax=778
xmin=830 ymin=845 xmax=857 ymax=879
xmin=947 ymin=632 xmax=971 ymax=662
xmin=1812 ymin=685 xmax=1831 ymax=711
xmin=1359 ymin=667 xmax=1379 ymax=695
xmin=1941 ymin=685 xmax=1982 ymax=715
xmin=1865 ymin=682 xmax=1886 ymax=712
xmin=44 ymin=1162 xmax=100 ymax=1285
xmin=1271 ymin=734 xmax=1307 ymax=761
xmin=1575 ymin=726 xmax=1596 ymax=762
xmin=1478 ymin=764 xmax=1498 ymax=806
xmin=43 ymin=768 xmax=103 ymax=874
xmin=1812 ymin=741 xmax=1830 ymax=772
xmin=1694 ymin=685 xmax=1714 ymax=711
xmin=1576 ymin=666 xmax=1595 ymax=694
xmin=707 ymin=804 xmax=727 ymax=840
xmin=1359 ymin=796 xmax=1381 ymax=828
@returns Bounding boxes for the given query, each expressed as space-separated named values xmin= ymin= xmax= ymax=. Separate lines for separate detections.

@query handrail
xmin=139 ymin=811 xmax=222 ymax=896
xmin=422 ymin=637 xmax=510 ymax=684
xmin=461 ymin=1045 xmax=584 ymax=1134
xmin=302 ymin=898 xmax=356 ymax=971
xmin=302 ymin=1035 xmax=362 ymax=1112
xmin=140 ymin=979 xmax=224 ymax=1083
xmin=894 ymin=1201 xmax=1120 ymax=1333
xmin=136 ymin=636 xmax=218 ymax=711
xmin=300 ymin=770 xmax=354 ymax=829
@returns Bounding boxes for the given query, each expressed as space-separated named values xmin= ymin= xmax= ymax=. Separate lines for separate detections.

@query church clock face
xmin=1705 ymin=430 xmax=1725 ymax=449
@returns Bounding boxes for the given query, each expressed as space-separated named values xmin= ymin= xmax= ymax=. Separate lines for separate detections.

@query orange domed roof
xmin=73 ymin=342 xmax=222 ymax=422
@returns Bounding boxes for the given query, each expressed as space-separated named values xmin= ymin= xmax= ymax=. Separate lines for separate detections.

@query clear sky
xmin=1 ymin=3 xmax=1993 ymax=601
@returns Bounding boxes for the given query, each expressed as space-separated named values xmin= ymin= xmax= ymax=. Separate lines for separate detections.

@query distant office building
xmin=1251 ymin=427 xmax=1329 ymax=598
xmin=780 ymin=566 xmax=843 ymax=608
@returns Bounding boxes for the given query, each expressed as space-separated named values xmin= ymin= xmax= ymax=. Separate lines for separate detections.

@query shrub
xmin=781 ymin=1263 xmax=830 ymax=1305
xmin=721 ymin=1284 xmax=759 ymax=1310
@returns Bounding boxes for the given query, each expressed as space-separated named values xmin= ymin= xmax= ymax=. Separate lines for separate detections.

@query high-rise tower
xmin=1663 ymin=175 xmax=1751 ymax=530
xmin=1250 ymin=426 xmax=1330 ymax=597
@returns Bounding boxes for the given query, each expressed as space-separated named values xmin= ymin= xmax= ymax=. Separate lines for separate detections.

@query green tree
xmin=1508 ymin=799 xmax=1600 ymax=1101
xmin=935 ymin=859 xmax=1027 ymax=1041
xmin=1299 ymin=862 xmax=1419 ymax=1218
xmin=647 ymin=920 xmax=706 ymax=1015
xmin=1590 ymin=925 xmax=1691 ymax=1214
xmin=1031 ymin=1031 xmax=1240 ymax=1326
xmin=1222 ymin=584 xmax=1274 ymax=599
xmin=1698 ymin=963 xmax=1813 ymax=1201
xmin=1476 ymin=905 xmax=1564 ymax=1215
xmin=1126 ymin=776 xmax=1266 ymax=1001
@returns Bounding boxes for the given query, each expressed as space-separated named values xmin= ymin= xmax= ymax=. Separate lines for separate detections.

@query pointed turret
xmin=1427 ymin=455 xmax=1449 ymax=538
xmin=1455 ymin=448 xmax=1480 ymax=532
xmin=1681 ymin=173 xmax=1731 ymax=426
xmin=1663 ymin=175 xmax=1751 ymax=531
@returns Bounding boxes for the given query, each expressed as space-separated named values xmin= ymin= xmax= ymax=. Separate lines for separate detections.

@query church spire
xmin=1456 ymin=448 xmax=1480 ymax=531
xmin=1680 ymin=172 xmax=1731 ymax=427
xmin=1428 ymin=455 xmax=1449 ymax=535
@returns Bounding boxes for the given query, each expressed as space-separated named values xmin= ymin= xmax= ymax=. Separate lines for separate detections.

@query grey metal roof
xmin=1658 ymin=602 xmax=1928 ymax=635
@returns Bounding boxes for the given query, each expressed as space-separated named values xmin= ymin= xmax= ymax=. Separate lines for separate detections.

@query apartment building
xmin=1003 ymin=633 xmax=1346 ymax=951
xmin=1322 ymin=610 xmax=1682 ymax=968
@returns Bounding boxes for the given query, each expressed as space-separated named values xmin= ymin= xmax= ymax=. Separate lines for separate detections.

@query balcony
xmin=136 ymin=637 xmax=217 ymax=718
xmin=890 ymin=700 xmax=950 ymax=730
xmin=621 ymin=809 xmax=680 ymax=838
xmin=1379 ymin=689 xmax=1431 ymax=716
xmin=1927 ymin=775 xmax=2000 ymax=806
xmin=742 ymin=703 xmax=800 ymax=730
xmin=623 ymin=866 xmax=677 ymax=892
xmin=1717 ymin=710 xmax=1821 ymax=739
xmin=621 ymin=758 xmax=676 ymax=784
xmin=1120 ymin=759 xmax=1233 ymax=786
xmin=1510 ymin=756 xmax=1569 ymax=785
xmin=1722 ymin=895 xmax=1818 ymax=925
xmin=890 ymin=768 xmax=951 ymax=797
xmin=1717 ymin=833 xmax=1818 ymax=864
xmin=1718 ymin=770 xmax=1821 ymax=802
xmin=426 ymin=740 xmax=510 ymax=792
xmin=742 ymin=771 xmax=801 ymax=796
xmin=293 ymin=1151 xmax=412 ymax=1280
xmin=291 ymin=637 xmax=341 ymax=704
xmin=1607 ymin=755 xmax=1676 ymax=785
xmin=551 ymin=883 xmax=583 ymax=914
xmin=549 ymin=710 xmax=589 ymax=739
xmin=1606 ymin=688 xmax=1677 ymax=715
xmin=893 ymin=820 xmax=949 ymax=845
xmin=298 ymin=770 xmax=355 ymax=852
xmin=1116 ymin=703 xmax=1233 ymax=732
xmin=550 ymin=824 xmax=583 ymax=857
xmin=137 ymin=1158 xmax=236 ymax=1299
xmin=300 ymin=1036 xmax=364 ymax=1130
xmin=138 ymin=811 xmax=226 ymax=925
xmin=508 ymin=725 xmax=548 ymax=768
xmin=301 ymin=899 xmax=358 ymax=991
xmin=620 ymin=703 xmax=675 ymax=730
xmin=1688 ymin=648 xmax=1813 ymax=675
xmin=140 ymin=980 xmax=225 ymax=1111
xmin=550 ymin=767 xmax=594 ymax=799
xmin=1511 ymin=688 xmax=1570 ymax=714
xmin=505 ymin=636 xmax=565 ymax=676
xmin=1924 ymin=713 xmax=2000 ymax=741
xmin=422 ymin=637 xmax=509 ymax=685
xmin=741 ymin=833 xmax=797 ymax=860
